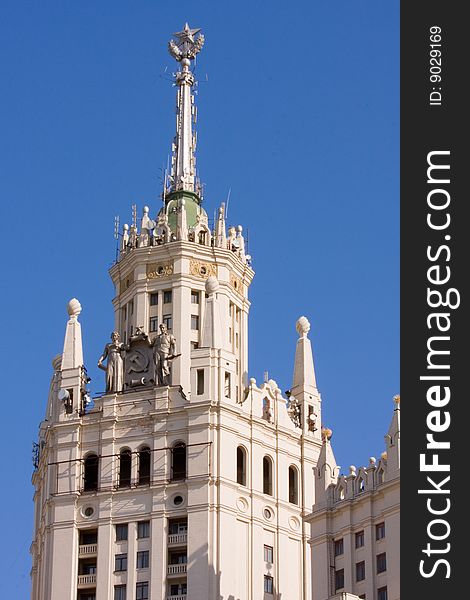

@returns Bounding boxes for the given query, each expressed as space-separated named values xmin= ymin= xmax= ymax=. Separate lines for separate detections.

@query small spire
xmin=291 ymin=316 xmax=317 ymax=394
xmin=201 ymin=277 xmax=225 ymax=349
xmin=61 ymin=299 xmax=84 ymax=370
xmin=168 ymin=24 xmax=204 ymax=194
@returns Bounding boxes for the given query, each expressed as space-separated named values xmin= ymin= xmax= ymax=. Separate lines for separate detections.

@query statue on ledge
xmin=97 ymin=331 xmax=125 ymax=393
xmin=152 ymin=323 xmax=177 ymax=385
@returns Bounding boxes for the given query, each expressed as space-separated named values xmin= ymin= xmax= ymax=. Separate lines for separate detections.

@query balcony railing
xmin=166 ymin=595 xmax=187 ymax=600
xmin=168 ymin=533 xmax=187 ymax=545
xmin=78 ymin=543 xmax=98 ymax=556
xmin=77 ymin=573 xmax=97 ymax=586
xmin=167 ymin=564 xmax=187 ymax=575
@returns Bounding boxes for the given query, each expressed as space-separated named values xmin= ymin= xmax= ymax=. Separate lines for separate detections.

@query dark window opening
xmin=149 ymin=316 xmax=158 ymax=332
xmin=264 ymin=575 xmax=274 ymax=594
xmin=356 ymin=561 xmax=366 ymax=582
xmin=334 ymin=538 xmax=344 ymax=557
xmin=335 ymin=569 xmax=344 ymax=591
xmin=377 ymin=552 xmax=387 ymax=574
xmin=137 ymin=521 xmax=150 ymax=539
xmin=150 ymin=293 xmax=158 ymax=306
xmin=289 ymin=466 xmax=299 ymax=505
xmin=263 ymin=456 xmax=273 ymax=496
xmin=84 ymin=454 xmax=99 ymax=491
xmin=197 ymin=369 xmax=204 ymax=395
xmin=237 ymin=446 xmax=246 ymax=486
xmin=137 ymin=550 xmax=149 ymax=569
xmin=118 ymin=449 xmax=132 ymax=488
xmin=138 ymin=447 xmax=151 ymax=485
xmin=171 ymin=443 xmax=186 ymax=481
xmin=115 ymin=523 xmax=128 ymax=541
xmin=79 ymin=530 xmax=98 ymax=545
xmin=114 ymin=553 xmax=127 ymax=572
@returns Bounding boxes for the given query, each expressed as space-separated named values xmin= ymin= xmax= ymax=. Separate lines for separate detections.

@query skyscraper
xmin=31 ymin=24 xmax=324 ymax=600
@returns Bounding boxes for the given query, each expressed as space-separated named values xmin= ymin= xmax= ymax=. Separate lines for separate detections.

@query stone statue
xmin=152 ymin=323 xmax=177 ymax=385
xmin=98 ymin=331 xmax=125 ymax=393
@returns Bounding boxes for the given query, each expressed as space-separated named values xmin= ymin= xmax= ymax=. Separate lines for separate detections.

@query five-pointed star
xmin=173 ymin=22 xmax=201 ymax=45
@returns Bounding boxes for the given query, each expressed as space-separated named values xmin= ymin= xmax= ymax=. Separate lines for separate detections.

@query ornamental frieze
xmin=120 ymin=271 xmax=134 ymax=293
xmin=230 ymin=272 xmax=244 ymax=295
xmin=146 ymin=262 xmax=174 ymax=279
xmin=189 ymin=259 xmax=217 ymax=279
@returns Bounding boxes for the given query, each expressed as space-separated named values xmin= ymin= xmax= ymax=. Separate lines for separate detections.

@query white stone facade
xmin=306 ymin=399 xmax=400 ymax=600
xmin=30 ymin=24 xmax=399 ymax=600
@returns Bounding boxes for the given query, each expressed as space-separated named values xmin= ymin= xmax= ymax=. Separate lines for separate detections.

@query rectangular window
xmin=197 ymin=369 xmax=204 ymax=395
xmin=129 ymin=300 xmax=134 ymax=315
xmin=150 ymin=292 xmax=158 ymax=306
xmin=377 ymin=552 xmax=387 ymax=574
xmin=163 ymin=290 xmax=172 ymax=304
xmin=376 ymin=522 xmax=385 ymax=540
xmin=191 ymin=290 xmax=199 ymax=304
xmin=114 ymin=585 xmax=126 ymax=600
xmin=356 ymin=561 xmax=366 ymax=582
xmin=137 ymin=520 xmax=150 ymax=539
xmin=264 ymin=575 xmax=274 ymax=594
xmin=355 ymin=530 xmax=365 ymax=548
xmin=136 ymin=582 xmax=149 ymax=600
xmin=191 ymin=314 xmax=199 ymax=330
xmin=116 ymin=524 xmax=128 ymax=541
xmin=377 ymin=587 xmax=388 ymax=600
xmin=137 ymin=550 xmax=149 ymax=569
xmin=334 ymin=538 xmax=344 ymax=556
xmin=170 ymin=583 xmax=187 ymax=595
xmin=163 ymin=314 xmax=172 ymax=330
xmin=114 ymin=553 xmax=127 ymax=572
xmin=122 ymin=305 xmax=127 ymax=321
xmin=335 ymin=569 xmax=344 ymax=591
xmin=149 ymin=316 xmax=158 ymax=332
xmin=236 ymin=332 xmax=239 ymax=348
xmin=264 ymin=545 xmax=273 ymax=563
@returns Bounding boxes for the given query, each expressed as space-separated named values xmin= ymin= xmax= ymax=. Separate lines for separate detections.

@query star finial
xmin=174 ymin=22 xmax=201 ymax=44
xmin=168 ymin=23 xmax=204 ymax=62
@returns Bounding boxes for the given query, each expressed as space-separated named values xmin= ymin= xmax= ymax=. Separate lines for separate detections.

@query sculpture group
xmin=98 ymin=324 xmax=177 ymax=393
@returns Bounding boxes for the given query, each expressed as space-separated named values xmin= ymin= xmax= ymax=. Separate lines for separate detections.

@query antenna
xmin=225 ymin=187 xmax=232 ymax=221
xmin=131 ymin=204 xmax=137 ymax=228
xmin=114 ymin=215 xmax=120 ymax=240
xmin=114 ymin=216 xmax=120 ymax=262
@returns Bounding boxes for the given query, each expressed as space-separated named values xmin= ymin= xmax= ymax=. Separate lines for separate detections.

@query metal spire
xmin=168 ymin=23 xmax=205 ymax=194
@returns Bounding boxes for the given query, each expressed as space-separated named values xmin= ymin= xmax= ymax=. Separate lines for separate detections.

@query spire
xmin=168 ymin=23 xmax=204 ymax=194
xmin=314 ymin=429 xmax=339 ymax=505
xmin=291 ymin=316 xmax=318 ymax=395
xmin=384 ymin=394 xmax=400 ymax=474
xmin=61 ymin=298 xmax=84 ymax=370
xmin=201 ymin=277 xmax=225 ymax=349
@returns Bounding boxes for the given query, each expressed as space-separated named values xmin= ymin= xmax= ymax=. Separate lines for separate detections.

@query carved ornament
xmin=189 ymin=259 xmax=217 ymax=279
xmin=146 ymin=262 xmax=174 ymax=279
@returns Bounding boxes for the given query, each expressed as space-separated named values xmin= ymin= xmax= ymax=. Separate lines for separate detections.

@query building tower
xmin=31 ymin=25 xmax=324 ymax=600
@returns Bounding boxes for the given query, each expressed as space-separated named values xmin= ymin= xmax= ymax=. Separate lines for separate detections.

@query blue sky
xmin=0 ymin=1 xmax=398 ymax=594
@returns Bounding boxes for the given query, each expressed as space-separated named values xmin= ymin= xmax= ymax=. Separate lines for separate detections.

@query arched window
xmin=138 ymin=446 xmax=151 ymax=485
xmin=237 ymin=446 xmax=247 ymax=486
xmin=263 ymin=456 xmax=273 ymax=496
xmin=119 ymin=449 xmax=132 ymax=488
xmin=288 ymin=465 xmax=299 ymax=505
xmin=84 ymin=453 xmax=99 ymax=491
xmin=171 ymin=443 xmax=186 ymax=481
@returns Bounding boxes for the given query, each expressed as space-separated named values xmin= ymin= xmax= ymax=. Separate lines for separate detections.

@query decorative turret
xmin=288 ymin=316 xmax=322 ymax=438
xmin=384 ymin=394 xmax=400 ymax=476
xmin=314 ymin=429 xmax=339 ymax=506
xmin=57 ymin=299 xmax=89 ymax=417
